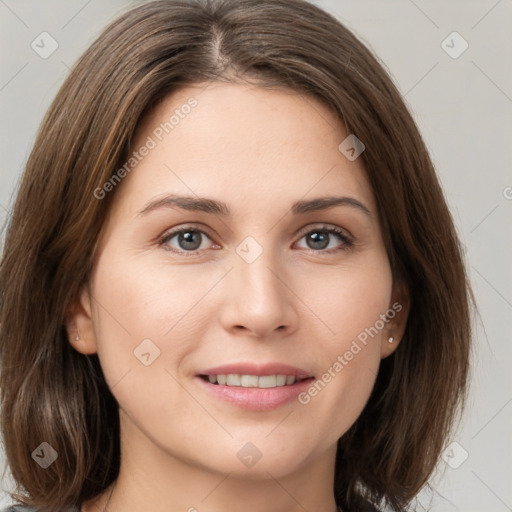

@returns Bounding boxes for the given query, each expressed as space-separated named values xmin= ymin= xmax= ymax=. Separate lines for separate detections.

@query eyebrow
xmin=137 ymin=194 xmax=371 ymax=218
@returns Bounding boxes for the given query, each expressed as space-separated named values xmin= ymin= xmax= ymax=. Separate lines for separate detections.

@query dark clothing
xmin=2 ymin=507 xmax=79 ymax=512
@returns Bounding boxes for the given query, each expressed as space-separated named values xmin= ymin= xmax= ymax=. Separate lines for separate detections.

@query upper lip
xmin=198 ymin=363 xmax=313 ymax=380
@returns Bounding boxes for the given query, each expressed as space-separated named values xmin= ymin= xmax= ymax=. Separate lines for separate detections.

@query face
xmin=70 ymin=82 xmax=408 ymax=480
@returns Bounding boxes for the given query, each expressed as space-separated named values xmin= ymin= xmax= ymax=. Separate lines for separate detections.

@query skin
xmin=69 ymin=82 xmax=409 ymax=512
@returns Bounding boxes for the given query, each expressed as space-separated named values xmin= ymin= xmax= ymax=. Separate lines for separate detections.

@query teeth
xmin=276 ymin=375 xmax=286 ymax=386
xmin=226 ymin=374 xmax=241 ymax=386
xmin=241 ymin=375 xmax=259 ymax=387
xmin=258 ymin=375 xmax=277 ymax=388
xmin=207 ymin=374 xmax=298 ymax=388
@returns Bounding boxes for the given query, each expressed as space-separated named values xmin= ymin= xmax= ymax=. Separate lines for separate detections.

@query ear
xmin=380 ymin=279 xmax=410 ymax=359
xmin=65 ymin=282 xmax=98 ymax=355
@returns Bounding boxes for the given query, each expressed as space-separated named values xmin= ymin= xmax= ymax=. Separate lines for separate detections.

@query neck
xmin=82 ymin=411 xmax=340 ymax=512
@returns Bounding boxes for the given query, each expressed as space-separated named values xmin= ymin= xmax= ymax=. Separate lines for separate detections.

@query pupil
xmin=179 ymin=231 xmax=201 ymax=250
xmin=308 ymin=231 xmax=328 ymax=250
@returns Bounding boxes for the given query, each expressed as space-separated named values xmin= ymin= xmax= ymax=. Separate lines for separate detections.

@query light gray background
xmin=0 ymin=0 xmax=511 ymax=511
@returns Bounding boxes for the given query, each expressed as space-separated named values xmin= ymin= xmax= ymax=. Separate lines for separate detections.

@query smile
xmin=195 ymin=363 xmax=315 ymax=411
xmin=200 ymin=374 xmax=306 ymax=388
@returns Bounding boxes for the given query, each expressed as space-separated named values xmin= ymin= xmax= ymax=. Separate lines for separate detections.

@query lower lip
xmin=196 ymin=376 xmax=314 ymax=411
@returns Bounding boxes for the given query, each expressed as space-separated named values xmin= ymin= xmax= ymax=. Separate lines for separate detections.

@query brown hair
xmin=0 ymin=0 xmax=473 ymax=510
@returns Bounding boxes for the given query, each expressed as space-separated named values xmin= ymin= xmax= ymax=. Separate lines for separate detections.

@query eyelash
xmin=158 ymin=224 xmax=354 ymax=256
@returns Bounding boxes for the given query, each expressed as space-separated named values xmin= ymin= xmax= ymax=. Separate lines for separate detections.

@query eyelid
xmin=295 ymin=222 xmax=353 ymax=240
xmin=160 ymin=222 xmax=215 ymax=238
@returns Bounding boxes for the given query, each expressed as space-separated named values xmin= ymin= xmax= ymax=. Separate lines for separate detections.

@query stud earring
xmin=388 ymin=336 xmax=394 ymax=343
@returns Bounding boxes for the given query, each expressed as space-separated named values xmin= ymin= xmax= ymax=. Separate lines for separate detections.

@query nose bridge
xmin=234 ymin=235 xmax=285 ymax=304
xmin=221 ymin=233 xmax=296 ymax=336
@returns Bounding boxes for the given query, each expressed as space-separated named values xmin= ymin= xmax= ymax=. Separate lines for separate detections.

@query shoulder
xmin=1 ymin=507 xmax=38 ymax=512
xmin=1 ymin=507 xmax=79 ymax=512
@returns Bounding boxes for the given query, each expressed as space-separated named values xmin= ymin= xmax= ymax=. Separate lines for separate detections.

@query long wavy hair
xmin=0 ymin=1 xmax=473 ymax=510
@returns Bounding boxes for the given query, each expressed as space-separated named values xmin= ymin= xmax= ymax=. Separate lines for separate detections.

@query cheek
xmin=296 ymin=256 xmax=393 ymax=353
xmin=293 ymin=257 xmax=392 ymax=438
xmin=89 ymin=245 xmax=216 ymax=388
xmin=88 ymin=249 xmax=221 ymax=440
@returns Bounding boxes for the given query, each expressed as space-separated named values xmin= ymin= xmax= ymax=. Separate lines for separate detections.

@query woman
xmin=0 ymin=0 xmax=473 ymax=511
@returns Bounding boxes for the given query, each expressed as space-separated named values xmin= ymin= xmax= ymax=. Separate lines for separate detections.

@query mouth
xmin=195 ymin=363 xmax=315 ymax=411
xmin=199 ymin=373 xmax=311 ymax=388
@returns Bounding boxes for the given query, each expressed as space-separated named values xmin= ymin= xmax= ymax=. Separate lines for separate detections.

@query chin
xmin=189 ymin=435 xmax=318 ymax=480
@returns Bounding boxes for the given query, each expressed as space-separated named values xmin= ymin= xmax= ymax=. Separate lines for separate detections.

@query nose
xmin=219 ymin=244 xmax=299 ymax=339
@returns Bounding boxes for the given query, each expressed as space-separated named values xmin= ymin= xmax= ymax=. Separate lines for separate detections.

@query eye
xmin=294 ymin=225 xmax=353 ymax=253
xmin=158 ymin=224 xmax=353 ymax=256
xmin=159 ymin=226 xmax=217 ymax=254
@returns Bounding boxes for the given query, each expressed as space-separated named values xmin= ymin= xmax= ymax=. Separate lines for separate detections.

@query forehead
xmin=110 ymin=82 xmax=376 ymax=220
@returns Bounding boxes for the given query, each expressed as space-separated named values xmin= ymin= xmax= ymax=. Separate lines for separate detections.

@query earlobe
xmin=65 ymin=284 xmax=98 ymax=355
xmin=381 ymin=334 xmax=400 ymax=359
xmin=380 ymin=281 xmax=410 ymax=359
